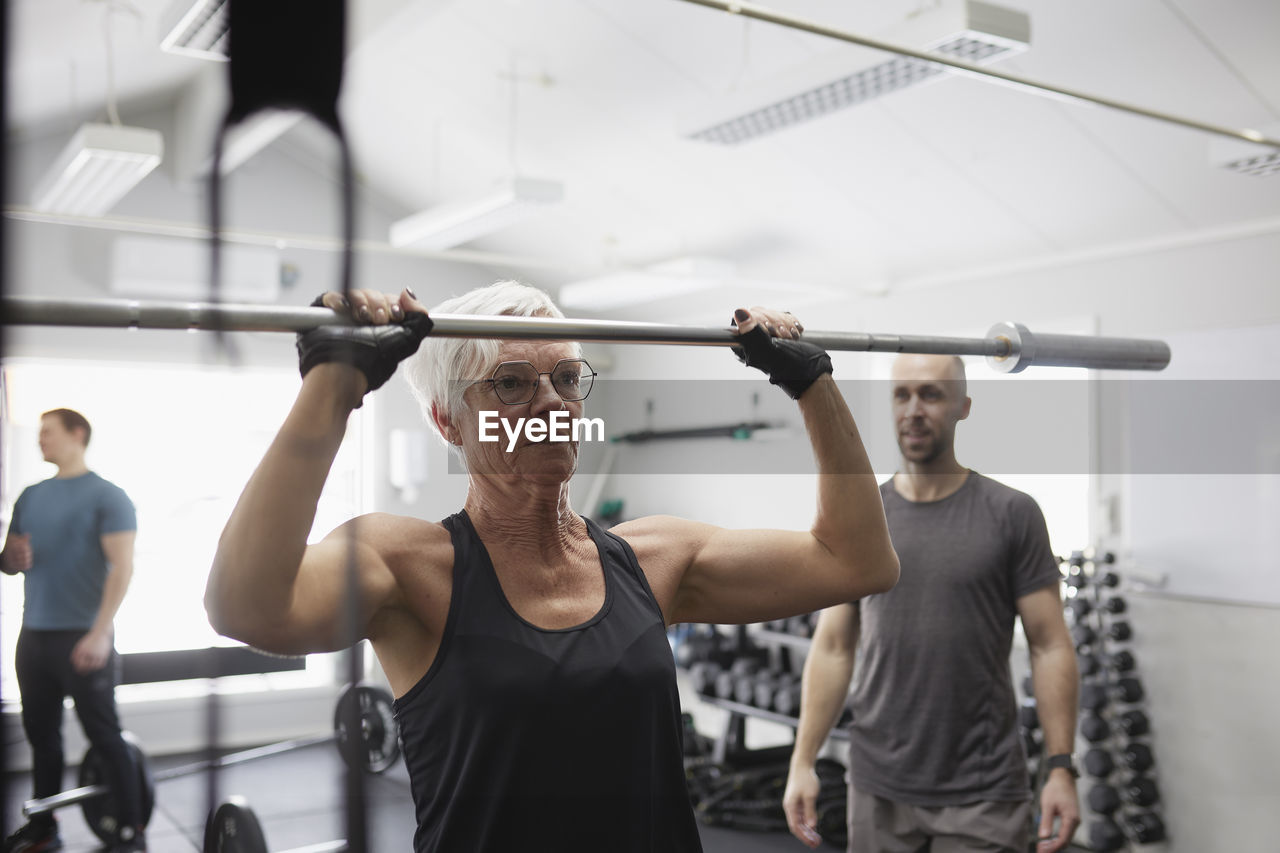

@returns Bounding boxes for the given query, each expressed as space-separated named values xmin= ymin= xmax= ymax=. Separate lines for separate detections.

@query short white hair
xmin=403 ymin=280 xmax=581 ymax=444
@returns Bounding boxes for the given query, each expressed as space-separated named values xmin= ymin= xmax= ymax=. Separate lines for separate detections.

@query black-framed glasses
xmin=478 ymin=358 xmax=597 ymax=405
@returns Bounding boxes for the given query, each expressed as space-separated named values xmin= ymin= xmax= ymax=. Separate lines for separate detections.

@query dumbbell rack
xmin=677 ymin=619 xmax=848 ymax=766
xmin=1058 ymin=551 xmax=1168 ymax=851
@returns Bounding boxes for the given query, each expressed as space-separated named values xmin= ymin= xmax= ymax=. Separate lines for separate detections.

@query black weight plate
xmin=78 ymin=731 xmax=155 ymax=844
xmin=203 ymin=796 xmax=269 ymax=853
xmin=334 ymin=682 xmax=401 ymax=774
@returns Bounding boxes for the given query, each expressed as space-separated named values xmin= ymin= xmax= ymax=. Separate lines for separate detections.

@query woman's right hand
xmin=298 ymin=288 xmax=433 ymax=398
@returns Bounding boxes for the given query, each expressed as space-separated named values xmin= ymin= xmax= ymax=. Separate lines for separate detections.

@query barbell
xmin=0 ymin=296 xmax=1171 ymax=373
xmin=21 ymin=684 xmax=398 ymax=845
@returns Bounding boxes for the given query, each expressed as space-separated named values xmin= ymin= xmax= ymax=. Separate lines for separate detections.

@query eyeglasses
xmin=477 ymin=358 xmax=597 ymax=406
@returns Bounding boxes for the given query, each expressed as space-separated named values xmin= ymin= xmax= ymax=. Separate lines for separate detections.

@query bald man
xmin=782 ymin=355 xmax=1080 ymax=853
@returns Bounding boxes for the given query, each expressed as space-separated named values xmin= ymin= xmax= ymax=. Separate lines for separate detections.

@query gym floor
xmin=3 ymin=741 xmax=807 ymax=852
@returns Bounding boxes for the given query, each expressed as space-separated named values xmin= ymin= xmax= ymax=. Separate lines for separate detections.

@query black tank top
xmin=392 ymin=511 xmax=704 ymax=853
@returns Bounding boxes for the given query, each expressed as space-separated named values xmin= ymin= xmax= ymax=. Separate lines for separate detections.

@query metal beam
xmin=673 ymin=0 xmax=1280 ymax=150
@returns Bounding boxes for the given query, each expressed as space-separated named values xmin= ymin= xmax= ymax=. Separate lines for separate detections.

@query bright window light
xmin=0 ymin=360 xmax=367 ymax=702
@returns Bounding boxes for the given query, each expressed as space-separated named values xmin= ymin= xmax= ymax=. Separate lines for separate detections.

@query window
xmin=1 ymin=359 xmax=369 ymax=703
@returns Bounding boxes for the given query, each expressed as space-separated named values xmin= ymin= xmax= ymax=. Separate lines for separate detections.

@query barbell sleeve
xmin=0 ymin=296 xmax=1170 ymax=371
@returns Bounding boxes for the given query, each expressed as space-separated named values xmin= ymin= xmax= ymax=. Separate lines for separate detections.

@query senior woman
xmin=206 ymin=281 xmax=899 ymax=852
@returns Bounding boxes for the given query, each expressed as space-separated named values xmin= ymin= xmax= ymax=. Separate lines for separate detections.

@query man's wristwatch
xmin=1046 ymin=753 xmax=1080 ymax=778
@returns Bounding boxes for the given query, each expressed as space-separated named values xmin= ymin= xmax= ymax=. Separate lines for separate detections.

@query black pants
xmin=15 ymin=628 xmax=142 ymax=831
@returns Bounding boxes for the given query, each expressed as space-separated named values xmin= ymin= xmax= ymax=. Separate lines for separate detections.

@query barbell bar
xmin=0 ymin=295 xmax=1170 ymax=372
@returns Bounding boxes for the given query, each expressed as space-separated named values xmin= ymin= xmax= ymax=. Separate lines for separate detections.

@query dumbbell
xmin=1115 ymin=676 xmax=1144 ymax=703
xmin=1101 ymin=596 xmax=1127 ymax=614
xmin=1117 ymin=709 xmax=1150 ymax=737
xmin=1021 ymin=673 xmax=1035 ymax=696
xmin=1124 ymin=812 xmax=1167 ymax=843
xmin=1017 ymin=703 xmax=1039 ymax=732
xmin=733 ymin=671 xmax=759 ymax=706
xmin=1122 ymin=775 xmax=1161 ymax=807
xmin=675 ymin=627 xmax=719 ymax=669
xmin=729 ymin=656 xmax=760 ymax=676
xmin=1066 ymin=597 xmax=1093 ymax=621
xmin=1080 ymin=684 xmax=1108 ymax=712
xmin=1081 ymin=677 xmax=1145 ymax=712
xmin=1107 ymin=650 xmax=1137 ymax=672
xmin=1071 ymin=624 xmax=1097 ymax=649
xmin=1107 ymin=620 xmax=1132 ymax=642
xmin=752 ymin=672 xmax=781 ymax=710
xmin=1087 ymin=783 xmax=1122 ymax=815
xmin=1089 ymin=818 xmax=1125 ymax=852
xmin=774 ymin=682 xmax=802 ymax=717
xmin=1077 ymin=652 xmax=1101 ymax=677
xmin=1087 ymin=776 xmax=1161 ymax=815
xmin=1080 ymin=714 xmax=1111 ymax=744
xmin=1083 ymin=748 xmax=1114 ymax=778
xmin=690 ymin=662 xmax=723 ymax=697
xmin=1097 ymin=571 xmax=1121 ymax=588
xmin=714 ymin=669 xmax=736 ymax=700
xmin=1066 ymin=572 xmax=1087 ymax=589
xmin=739 ymin=666 xmax=784 ymax=707
xmin=1068 ymin=551 xmax=1086 ymax=568
xmin=1121 ymin=741 xmax=1155 ymax=773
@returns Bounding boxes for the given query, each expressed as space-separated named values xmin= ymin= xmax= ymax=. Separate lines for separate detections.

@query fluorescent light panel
xmin=389 ymin=178 xmax=564 ymax=250
xmin=686 ymin=0 xmax=1029 ymax=145
xmin=32 ymin=124 xmax=164 ymax=216
xmin=160 ymin=0 xmax=229 ymax=61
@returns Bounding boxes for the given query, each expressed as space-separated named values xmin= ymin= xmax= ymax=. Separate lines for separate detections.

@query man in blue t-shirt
xmin=2 ymin=409 xmax=146 ymax=853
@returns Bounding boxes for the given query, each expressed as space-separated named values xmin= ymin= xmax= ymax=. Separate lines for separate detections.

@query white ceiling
xmin=7 ymin=0 xmax=1280 ymax=313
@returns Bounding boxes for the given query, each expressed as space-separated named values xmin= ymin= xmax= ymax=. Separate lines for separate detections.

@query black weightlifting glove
xmin=297 ymin=295 xmax=433 ymax=403
xmin=732 ymin=323 xmax=832 ymax=400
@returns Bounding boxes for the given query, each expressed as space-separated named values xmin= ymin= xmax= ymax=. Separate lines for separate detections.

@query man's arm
xmin=1019 ymin=585 xmax=1081 ymax=852
xmin=783 ymin=603 xmax=860 ymax=849
xmin=71 ymin=530 xmax=135 ymax=673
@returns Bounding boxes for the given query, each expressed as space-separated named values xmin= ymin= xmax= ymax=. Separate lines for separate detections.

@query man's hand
xmin=1036 ymin=770 xmax=1081 ymax=852
xmin=1 ymin=533 xmax=33 ymax=573
xmin=782 ymin=762 xmax=824 ymax=849
xmin=0 ymin=532 xmax=32 ymax=571
xmin=71 ymin=629 xmax=112 ymax=675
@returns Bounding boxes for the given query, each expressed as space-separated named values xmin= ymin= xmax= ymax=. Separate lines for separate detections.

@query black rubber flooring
xmin=3 ymin=741 xmax=805 ymax=852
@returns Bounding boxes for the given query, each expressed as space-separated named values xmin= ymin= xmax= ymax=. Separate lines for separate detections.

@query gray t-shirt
xmin=847 ymin=471 xmax=1059 ymax=806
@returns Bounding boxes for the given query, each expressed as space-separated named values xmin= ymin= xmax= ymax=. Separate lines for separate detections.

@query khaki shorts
xmin=848 ymin=781 xmax=1032 ymax=853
